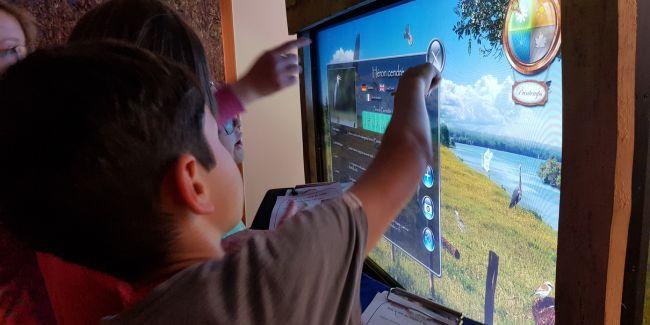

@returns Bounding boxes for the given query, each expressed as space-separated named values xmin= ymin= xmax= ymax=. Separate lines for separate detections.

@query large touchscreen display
xmin=315 ymin=0 xmax=562 ymax=323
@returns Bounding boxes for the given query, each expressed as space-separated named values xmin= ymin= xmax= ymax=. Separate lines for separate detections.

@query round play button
xmin=422 ymin=165 xmax=434 ymax=188
xmin=422 ymin=227 xmax=435 ymax=252
xmin=422 ymin=196 xmax=434 ymax=220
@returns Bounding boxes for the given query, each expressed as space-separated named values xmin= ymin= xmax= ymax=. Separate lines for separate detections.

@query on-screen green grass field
xmin=369 ymin=147 xmax=557 ymax=324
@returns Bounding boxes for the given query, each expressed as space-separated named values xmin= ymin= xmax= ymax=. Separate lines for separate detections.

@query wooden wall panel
xmin=218 ymin=0 xmax=236 ymax=83
xmin=621 ymin=0 xmax=650 ymax=322
xmin=9 ymin=0 xmax=226 ymax=84
xmin=556 ymin=0 xmax=636 ymax=323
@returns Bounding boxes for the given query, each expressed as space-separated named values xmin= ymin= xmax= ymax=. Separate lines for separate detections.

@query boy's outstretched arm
xmin=350 ymin=63 xmax=440 ymax=255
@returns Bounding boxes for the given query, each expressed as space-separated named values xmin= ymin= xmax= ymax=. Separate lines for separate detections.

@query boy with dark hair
xmin=35 ymin=1 xmax=308 ymax=322
xmin=0 ymin=41 xmax=438 ymax=323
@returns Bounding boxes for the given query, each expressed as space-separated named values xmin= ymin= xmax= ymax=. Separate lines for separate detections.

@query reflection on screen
xmin=315 ymin=0 xmax=562 ymax=323
xmin=328 ymin=54 xmax=443 ymax=276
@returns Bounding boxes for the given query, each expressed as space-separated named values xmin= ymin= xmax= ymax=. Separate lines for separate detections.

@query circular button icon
xmin=426 ymin=39 xmax=445 ymax=73
xmin=422 ymin=165 xmax=434 ymax=188
xmin=422 ymin=227 xmax=435 ymax=252
xmin=422 ymin=196 xmax=434 ymax=220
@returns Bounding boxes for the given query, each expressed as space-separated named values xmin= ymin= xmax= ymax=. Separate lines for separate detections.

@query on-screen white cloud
xmin=439 ymin=75 xmax=518 ymax=126
xmin=330 ymin=48 xmax=355 ymax=64
xmin=439 ymin=75 xmax=562 ymax=147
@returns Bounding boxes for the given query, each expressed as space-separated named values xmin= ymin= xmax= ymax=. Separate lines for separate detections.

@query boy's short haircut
xmin=0 ymin=41 xmax=216 ymax=282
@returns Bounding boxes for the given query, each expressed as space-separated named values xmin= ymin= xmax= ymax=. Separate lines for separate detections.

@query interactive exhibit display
xmin=305 ymin=0 xmax=562 ymax=323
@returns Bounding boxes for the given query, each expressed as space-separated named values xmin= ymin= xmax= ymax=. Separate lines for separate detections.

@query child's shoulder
xmin=105 ymin=193 xmax=368 ymax=324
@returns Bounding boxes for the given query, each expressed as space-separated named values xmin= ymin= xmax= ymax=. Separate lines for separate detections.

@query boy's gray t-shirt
xmin=103 ymin=193 xmax=368 ymax=325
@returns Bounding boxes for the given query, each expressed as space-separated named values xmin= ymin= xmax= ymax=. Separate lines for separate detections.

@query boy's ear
xmin=172 ymin=154 xmax=216 ymax=215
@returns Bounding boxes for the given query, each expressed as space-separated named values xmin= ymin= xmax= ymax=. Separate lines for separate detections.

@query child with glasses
xmin=219 ymin=116 xmax=244 ymax=164
xmin=0 ymin=1 xmax=35 ymax=73
xmin=219 ymin=115 xmax=246 ymax=238
xmin=0 ymin=2 xmax=56 ymax=324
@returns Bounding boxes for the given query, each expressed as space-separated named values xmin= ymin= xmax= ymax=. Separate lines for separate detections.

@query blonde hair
xmin=0 ymin=1 xmax=38 ymax=51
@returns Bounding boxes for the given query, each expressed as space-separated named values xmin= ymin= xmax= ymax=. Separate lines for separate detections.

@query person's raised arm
xmin=229 ymin=38 xmax=311 ymax=105
xmin=350 ymin=63 xmax=440 ymax=255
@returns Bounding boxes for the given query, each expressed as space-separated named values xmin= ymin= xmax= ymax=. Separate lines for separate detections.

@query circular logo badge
xmin=422 ymin=227 xmax=435 ymax=252
xmin=422 ymin=196 xmax=434 ymax=220
xmin=502 ymin=0 xmax=561 ymax=75
xmin=422 ymin=165 xmax=434 ymax=189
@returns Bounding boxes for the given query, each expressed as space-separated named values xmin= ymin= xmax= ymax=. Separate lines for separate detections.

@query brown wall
xmin=9 ymin=0 xmax=226 ymax=84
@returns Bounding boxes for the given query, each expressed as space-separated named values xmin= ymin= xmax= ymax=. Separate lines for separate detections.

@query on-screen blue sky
xmin=315 ymin=0 xmax=563 ymax=149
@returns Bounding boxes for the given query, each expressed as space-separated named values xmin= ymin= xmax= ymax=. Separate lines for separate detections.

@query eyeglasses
xmin=222 ymin=117 xmax=241 ymax=135
xmin=0 ymin=45 xmax=27 ymax=62
xmin=223 ymin=118 xmax=235 ymax=135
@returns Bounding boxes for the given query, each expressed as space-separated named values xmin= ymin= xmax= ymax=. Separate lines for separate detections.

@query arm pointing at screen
xmin=351 ymin=62 xmax=441 ymax=255
xmin=230 ymin=38 xmax=311 ymax=105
